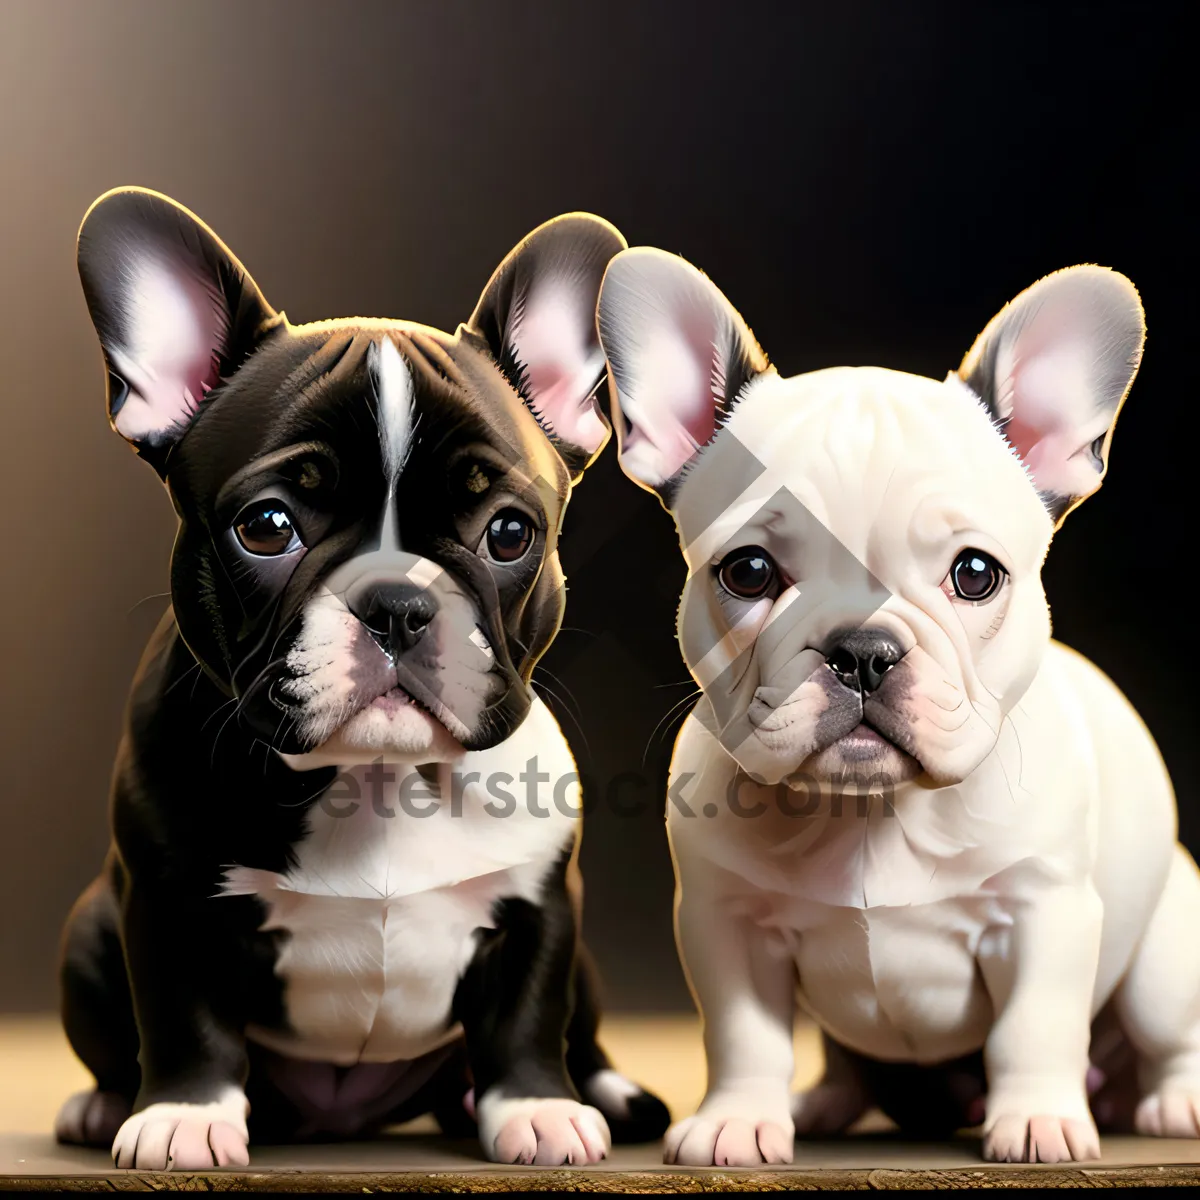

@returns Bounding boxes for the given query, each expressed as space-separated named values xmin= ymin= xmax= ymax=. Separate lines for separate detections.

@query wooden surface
xmin=3 ymin=1013 xmax=1200 ymax=1190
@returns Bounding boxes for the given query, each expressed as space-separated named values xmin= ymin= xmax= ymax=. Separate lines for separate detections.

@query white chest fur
xmin=761 ymin=891 xmax=1008 ymax=1062
xmin=220 ymin=703 xmax=580 ymax=1066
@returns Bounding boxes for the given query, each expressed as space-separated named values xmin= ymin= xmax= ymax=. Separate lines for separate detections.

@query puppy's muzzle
xmin=824 ymin=627 xmax=904 ymax=695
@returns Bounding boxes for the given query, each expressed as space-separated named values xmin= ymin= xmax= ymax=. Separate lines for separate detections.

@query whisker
xmin=555 ymin=626 xmax=597 ymax=640
xmin=532 ymin=677 xmax=592 ymax=760
xmin=277 ymin=774 xmax=338 ymax=810
xmin=208 ymin=702 xmax=244 ymax=769
xmin=642 ymin=687 xmax=703 ymax=768
xmin=532 ymin=665 xmax=583 ymax=723
xmin=200 ymin=696 xmax=239 ymax=734
xmin=126 ymin=591 xmax=171 ymax=617
xmin=162 ymin=659 xmax=204 ymax=699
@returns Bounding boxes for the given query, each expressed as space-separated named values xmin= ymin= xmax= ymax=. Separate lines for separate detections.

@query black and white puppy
xmin=55 ymin=188 xmax=668 ymax=1170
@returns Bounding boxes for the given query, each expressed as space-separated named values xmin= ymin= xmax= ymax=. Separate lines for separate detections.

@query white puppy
xmin=596 ymin=250 xmax=1200 ymax=1165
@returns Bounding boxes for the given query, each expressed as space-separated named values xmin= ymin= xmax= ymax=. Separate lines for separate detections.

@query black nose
xmin=350 ymin=582 xmax=438 ymax=654
xmin=825 ymin=628 xmax=903 ymax=694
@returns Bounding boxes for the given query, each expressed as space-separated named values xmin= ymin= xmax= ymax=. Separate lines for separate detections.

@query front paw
xmin=983 ymin=1111 xmax=1100 ymax=1163
xmin=1134 ymin=1090 xmax=1200 ymax=1138
xmin=111 ymin=1090 xmax=250 ymax=1170
xmin=665 ymin=1095 xmax=794 ymax=1166
xmin=476 ymin=1095 xmax=610 ymax=1165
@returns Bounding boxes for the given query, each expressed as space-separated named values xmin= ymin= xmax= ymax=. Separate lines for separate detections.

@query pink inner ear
xmin=108 ymin=250 xmax=227 ymax=444
xmin=996 ymin=317 xmax=1110 ymax=498
xmin=525 ymin=362 xmax=608 ymax=454
xmin=618 ymin=311 xmax=718 ymax=484
xmin=512 ymin=279 xmax=607 ymax=454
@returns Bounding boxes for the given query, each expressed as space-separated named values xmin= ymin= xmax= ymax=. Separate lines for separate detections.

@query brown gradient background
xmin=0 ymin=1 xmax=1191 ymax=1013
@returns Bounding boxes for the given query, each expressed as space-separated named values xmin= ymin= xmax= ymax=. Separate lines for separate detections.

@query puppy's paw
xmin=111 ymin=1089 xmax=250 ymax=1170
xmin=983 ymin=1112 xmax=1100 ymax=1163
xmin=476 ymin=1095 xmax=610 ymax=1165
xmin=55 ymin=1089 xmax=131 ymax=1147
xmin=1134 ymin=1090 xmax=1200 ymax=1138
xmin=791 ymin=1080 xmax=869 ymax=1137
xmin=665 ymin=1095 xmax=794 ymax=1166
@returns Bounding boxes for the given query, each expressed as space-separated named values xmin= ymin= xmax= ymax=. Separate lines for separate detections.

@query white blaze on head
xmin=372 ymin=335 xmax=414 ymax=483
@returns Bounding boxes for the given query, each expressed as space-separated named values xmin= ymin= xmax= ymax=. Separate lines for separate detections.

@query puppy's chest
xmin=754 ymin=890 xmax=1007 ymax=1063
xmin=220 ymin=791 xmax=549 ymax=1066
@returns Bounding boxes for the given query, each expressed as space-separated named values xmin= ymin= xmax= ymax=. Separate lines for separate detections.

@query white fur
xmin=372 ymin=335 xmax=414 ymax=484
xmin=958 ymin=265 xmax=1144 ymax=507
xmin=476 ymin=1093 xmax=610 ymax=1165
xmin=598 ymin=256 xmax=1192 ymax=1167
xmin=598 ymin=246 xmax=767 ymax=487
xmin=222 ymin=698 xmax=579 ymax=1067
xmin=111 ymin=1086 xmax=249 ymax=1171
xmin=659 ymin=369 xmax=1200 ymax=1165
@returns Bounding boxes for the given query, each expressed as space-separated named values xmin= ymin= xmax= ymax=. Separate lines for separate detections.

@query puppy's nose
xmin=825 ymin=628 xmax=903 ymax=694
xmin=350 ymin=582 xmax=438 ymax=654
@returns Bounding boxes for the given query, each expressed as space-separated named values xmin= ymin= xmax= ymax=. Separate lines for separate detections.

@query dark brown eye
xmin=949 ymin=548 xmax=1006 ymax=602
xmin=235 ymin=502 xmax=301 ymax=556
xmin=717 ymin=547 xmax=778 ymax=600
xmin=483 ymin=510 xmax=534 ymax=563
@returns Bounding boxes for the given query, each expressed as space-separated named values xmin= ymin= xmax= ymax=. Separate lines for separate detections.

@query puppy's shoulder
xmin=1042 ymin=641 xmax=1159 ymax=748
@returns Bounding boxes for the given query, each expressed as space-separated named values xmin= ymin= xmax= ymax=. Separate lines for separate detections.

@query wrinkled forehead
xmin=165 ymin=320 xmax=570 ymax=508
xmin=673 ymin=367 xmax=1052 ymax=570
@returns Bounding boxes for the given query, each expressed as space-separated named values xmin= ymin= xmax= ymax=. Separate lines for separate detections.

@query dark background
xmin=0 ymin=1 xmax=1190 ymax=1013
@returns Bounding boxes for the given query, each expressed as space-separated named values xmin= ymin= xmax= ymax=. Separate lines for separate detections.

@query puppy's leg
xmin=1115 ymin=845 xmax=1200 ymax=1137
xmin=426 ymin=1042 xmax=478 ymax=1139
xmin=455 ymin=850 xmax=610 ymax=1166
xmin=565 ymin=944 xmax=671 ymax=1143
xmin=977 ymin=882 xmax=1102 ymax=1163
xmin=791 ymin=1033 xmax=871 ymax=1137
xmin=664 ymin=856 xmax=795 ymax=1167
xmin=106 ymin=876 xmax=252 ymax=1171
xmin=56 ymin=873 xmax=138 ymax=1147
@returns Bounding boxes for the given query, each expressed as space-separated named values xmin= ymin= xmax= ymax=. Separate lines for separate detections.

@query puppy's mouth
xmin=816 ymin=710 xmax=923 ymax=783
xmin=365 ymin=686 xmax=418 ymax=716
xmin=746 ymin=677 xmax=923 ymax=779
xmin=831 ymin=721 xmax=895 ymax=762
xmin=270 ymin=661 xmax=472 ymax=745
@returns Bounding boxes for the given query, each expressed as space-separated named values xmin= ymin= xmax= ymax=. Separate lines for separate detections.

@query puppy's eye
xmin=947 ymin=548 xmax=1006 ymax=602
xmin=482 ymin=509 xmax=534 ymax=564
xmin=234 ymin=502 xmax=302 ymax=556
xmin=717 ymin=547 xmax=778 ymax=600
xmin=296 ymin=460 xmax=324 ymax=490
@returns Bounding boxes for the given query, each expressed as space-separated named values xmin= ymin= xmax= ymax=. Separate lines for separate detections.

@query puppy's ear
xmin=597 ymin=248 xmax=770 ymax=497
xmin=956 ymin=265 xmax=1145 ymax=525
xmin=467 ymin=213 xmax=626 ymax=476
xmin=77 ymin=187 xmax=282 ymax=475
